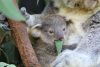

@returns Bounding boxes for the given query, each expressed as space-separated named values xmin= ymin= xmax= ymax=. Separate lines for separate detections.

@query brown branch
xmin=8 ymin=20 xmax=41 ymax=67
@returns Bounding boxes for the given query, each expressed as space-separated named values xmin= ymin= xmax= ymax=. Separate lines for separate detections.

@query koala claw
xmin=51 ymin=56 xmax=68 ymax=67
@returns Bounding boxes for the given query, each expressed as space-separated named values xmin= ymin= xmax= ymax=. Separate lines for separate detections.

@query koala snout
xmin=56 ymin=33 xmax=64 ymax=40
xmin=58 ymin=36 xmax=64 ymax=40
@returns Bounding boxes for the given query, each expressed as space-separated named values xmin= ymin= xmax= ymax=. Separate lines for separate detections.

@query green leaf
xmin=0 ymin=62 xmax=16 ymax=67
xmin=0 ymin=0 xmax=25 ymax=21
xmin=55 ymin=40 xmax=63 ymax=55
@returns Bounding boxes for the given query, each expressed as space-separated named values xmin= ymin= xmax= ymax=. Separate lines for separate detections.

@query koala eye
xmin=48 ymin=30 xmax=54 ymax=35
xmin=63 ymin=28 xmax=66 ymax=31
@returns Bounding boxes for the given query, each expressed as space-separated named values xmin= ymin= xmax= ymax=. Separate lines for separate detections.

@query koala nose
xmin=58 ymin=36 xmax=64 ymax=40
xmin=56 ymin=33 xmax=64 ymax=40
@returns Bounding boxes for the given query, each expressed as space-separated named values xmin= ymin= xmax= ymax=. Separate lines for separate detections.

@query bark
xmin=8 ymin=20 xmax=41 ymax=67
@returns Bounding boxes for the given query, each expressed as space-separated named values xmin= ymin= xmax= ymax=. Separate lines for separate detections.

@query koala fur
xmin=21 ymin=8 xmax=67 ymax=45
xmin=20 ymin=6 xmax=83 ymax=66
xmin=20 ymin=0 xmax=100 ymax=67
xmin=43 ymin=0 xmax=100 ymax=41
xmin=21 ymin=7 xmax=72 ymax=67
xmin=20 ymin=7 xmax=80 ymax=49
xmin=51 ymin=11 xmax=100 ymax=67
xmin=39 ymin=0 xmax=100 ymax=50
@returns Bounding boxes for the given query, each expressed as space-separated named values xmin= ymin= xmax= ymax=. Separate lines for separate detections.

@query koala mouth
xmin=45 ymin=40 xmax=64 ymax=55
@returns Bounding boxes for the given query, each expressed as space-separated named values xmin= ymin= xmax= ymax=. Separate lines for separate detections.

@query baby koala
xmin=21 ymin=7 xmax=72 ymax=47
xmin=21 ymin=7 xmax=70 ymax=67
xmin=21 ymin=7 xmax=81 ymax=50
xmin=51 ymin=11 xmax=100 ymax=67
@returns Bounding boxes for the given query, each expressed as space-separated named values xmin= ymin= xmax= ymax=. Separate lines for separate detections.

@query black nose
xmin=58 ymin=36 xmax=64 ymax=40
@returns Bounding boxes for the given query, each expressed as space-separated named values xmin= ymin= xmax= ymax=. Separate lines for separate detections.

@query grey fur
xmin=51 ymin=11 xmax=100 ymax=67
xmin=20 ymin=7 xmax=75 ymax=47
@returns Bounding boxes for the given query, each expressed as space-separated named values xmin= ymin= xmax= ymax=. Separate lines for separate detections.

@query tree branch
xmin=8 ymin=20 xmax=41 ymax=67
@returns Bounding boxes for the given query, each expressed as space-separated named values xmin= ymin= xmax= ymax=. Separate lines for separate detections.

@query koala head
xmin=31 ymin=15 xmax=69 ymax=46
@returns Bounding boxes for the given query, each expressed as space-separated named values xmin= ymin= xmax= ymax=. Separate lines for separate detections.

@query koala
xmin=51 ymin=11 xmax=100 ymax=67
xmin=21 ymin=7 xmax=68 ymax=46
xmin=21 ymin=7 xmax=73 ymax=67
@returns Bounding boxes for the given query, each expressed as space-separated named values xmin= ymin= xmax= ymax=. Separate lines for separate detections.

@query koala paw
xmin=51 ymin=50 xmax=72 ymax=67
xmin=51 ymin=49 xmax=92 ymax=67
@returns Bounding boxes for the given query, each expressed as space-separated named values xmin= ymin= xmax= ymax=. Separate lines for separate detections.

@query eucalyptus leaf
xmin=55 ymin=40 xmax=63 ymax=55
xmin=0 ymin=0 xmax=25 ymax=21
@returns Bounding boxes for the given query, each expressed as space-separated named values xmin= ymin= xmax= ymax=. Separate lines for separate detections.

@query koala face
xmin=39 ymin=15 xmax=68 ymax=45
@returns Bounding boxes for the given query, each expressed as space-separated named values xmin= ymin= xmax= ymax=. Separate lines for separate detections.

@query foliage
xmin=55 ymin=40 xmax=63 ymax=55
xmin=0 ymin=0 xmax=25 ymax=21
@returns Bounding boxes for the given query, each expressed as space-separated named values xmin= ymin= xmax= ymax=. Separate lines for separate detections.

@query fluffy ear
xmin=62 ymin=16 xmax=73 ymax=25
xmin=28 ymin=19 xmax=43 ymax=38
xmin=66 ymin=20 xmax=73 ymax=25
xmin=27 ymin=27 xmax=42 ymax=38
xmin=31 ymin=23 xmax=42 ymax=29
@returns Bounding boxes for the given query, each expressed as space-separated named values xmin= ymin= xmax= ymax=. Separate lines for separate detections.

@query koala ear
xmin=31 ymin=23 xmax=42 ymax=29
xmin=27 ymin=27 xmax=42 ymax=38
xmin=29 ymin=23 xmax=43 ymax=38
xmin=62 ymin=16 xmax=73 ymax=25
xmin=66 ymin=20 xmax=73 ymax=25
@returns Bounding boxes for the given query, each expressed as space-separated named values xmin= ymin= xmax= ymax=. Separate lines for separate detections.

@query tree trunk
xmin=8 ymin=20 xmax=41 ymax=67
